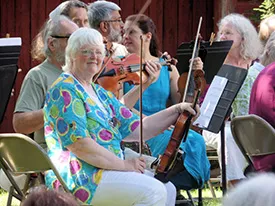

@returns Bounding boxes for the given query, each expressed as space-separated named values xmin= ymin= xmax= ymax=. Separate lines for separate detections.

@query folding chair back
xmin=231 ymin=114 xmax=275 ymax=156
xmin=0 ymin=133 xmax=70 ymax=205
xmin=231 ymin=114 xmax=275 ymax=173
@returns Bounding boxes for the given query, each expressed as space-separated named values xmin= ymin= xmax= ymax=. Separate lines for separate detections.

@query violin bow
xmin=182 ymin=17 xmax=202 ymax=102
xmin=134 ymin=0 xmax=152 ymax=157
xmin=139 ymin=35 xmax=144 ymax=156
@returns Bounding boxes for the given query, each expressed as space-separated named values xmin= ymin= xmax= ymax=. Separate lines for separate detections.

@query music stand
xmin=194 ymin=64 xmax=248 ymax=194
xmin=0 ymin=37 xmax=21 ymax=125
xmin=0 ymin=38 xmax=21 ymax=67
xmin=176 ymin=40 xmax=233 ymax=84
xmin=0 ymin=65 xmax=18 ymax=124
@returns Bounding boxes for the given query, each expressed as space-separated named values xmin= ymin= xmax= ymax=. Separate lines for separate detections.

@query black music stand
xmin=0 ymin=37 xmax=21 ymax=125
xmin=0 ymin=65 xmax=19 ymax=124
xmin=0 ymin=38 xmax=21 ymax=67
xmin=176 ymin=40 xmax=233 ymax=84
xmin=194 ymin=64 xmax=248 ymax=195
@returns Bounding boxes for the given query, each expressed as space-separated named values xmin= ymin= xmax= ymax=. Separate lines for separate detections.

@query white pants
xmin=217 ymin=122 xmax=246 ymax=181
xmin=203 ymin=121 xmax=247 ymax=181
xmin=91 ymin=170 xmax=176 ymax=206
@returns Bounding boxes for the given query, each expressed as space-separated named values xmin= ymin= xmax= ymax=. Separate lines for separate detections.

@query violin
xmin=178 ymin=35 xmax=206 ymax=104
xmin=96 ymin=53 xmax=172 ymax=97
xmin=153 ymin=17 xmax=204 ymax=183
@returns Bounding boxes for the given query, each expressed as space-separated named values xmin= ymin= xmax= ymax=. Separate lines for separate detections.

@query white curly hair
xmin=218 ymin=13 xmax=263 ymax=60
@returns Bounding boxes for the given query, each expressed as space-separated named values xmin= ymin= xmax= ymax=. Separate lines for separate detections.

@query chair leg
xmin=207 ymin=180 xmax=216 ymax=198
xmin=7 ymin=186 xmax=14 ymax=206
xmin=186 ymin=190 xmax=195 ymax=206
xmin=22 ymin=174 xmax=31 ymax=195
xmin=198 ymin=188 xmax=203 ymax=206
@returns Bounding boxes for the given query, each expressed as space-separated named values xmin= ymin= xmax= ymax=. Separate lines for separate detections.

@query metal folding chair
xmin=231 ymin=114 xmax=275 ymax=171
xmin=0 ymin=133 xmax=70 ymax=206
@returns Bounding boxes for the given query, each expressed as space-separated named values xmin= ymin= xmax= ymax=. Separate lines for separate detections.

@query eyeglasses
xmin=51 ymin=35 xmax=71 ymax=39
xmin=80 ymin=49 xmax=104 ymax=57
xmin=105 ymin=19 xmax=123 ymax=24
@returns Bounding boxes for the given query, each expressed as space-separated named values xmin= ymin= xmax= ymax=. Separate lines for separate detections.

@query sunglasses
xmin=51 ymin=35 xmax=71 ymax=39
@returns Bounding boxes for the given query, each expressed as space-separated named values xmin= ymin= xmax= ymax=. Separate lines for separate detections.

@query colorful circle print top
xmin=43 ymin=73 xmax=140 ymax=204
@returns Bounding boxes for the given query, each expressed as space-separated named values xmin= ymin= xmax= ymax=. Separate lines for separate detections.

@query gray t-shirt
xmin=14 ymin=59 xmax=62 ymax=149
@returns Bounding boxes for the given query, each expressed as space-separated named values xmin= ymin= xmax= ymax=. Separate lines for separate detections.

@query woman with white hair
xmin=43 ymin=27 xmax=200 ymax=205
xmin=220 ymin=13 xmax=262 ymax=186
xmin=219 ymin=13 xmax=263 ymax=117
xmin=203 ymin=13 xmax=263 ymax=186
xmin=218 ymin=13 xmax=262 ymax=69
xmin=222 ymin=13 xmax=262 ymax=185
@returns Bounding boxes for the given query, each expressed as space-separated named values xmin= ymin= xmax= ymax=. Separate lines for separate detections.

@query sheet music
xmin=193 ymin=75 xmax=228 ymax=128
xmin=0 ymin=37 xmax=21 ymax=46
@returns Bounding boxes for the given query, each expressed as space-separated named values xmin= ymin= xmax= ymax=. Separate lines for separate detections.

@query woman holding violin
xmin=122 ymin=14 xmax=210 ymax=190
xmin=43 ymin=27 xmax=203 ymax=205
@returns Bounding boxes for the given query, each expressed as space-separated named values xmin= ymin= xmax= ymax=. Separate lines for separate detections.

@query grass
xmin=0 ymin=187 xmax=222 ymax=206
xmin=0 ymin=189 xmax=20 ymax=206
xmin=185 ymin=188 xmax=222 ymax=206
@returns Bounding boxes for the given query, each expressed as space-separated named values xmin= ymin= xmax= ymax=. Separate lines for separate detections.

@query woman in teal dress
xmin=43 ymin=27 xmax=201 ymax=205
xmin=123 ymin=14 xmax=210 ymax=190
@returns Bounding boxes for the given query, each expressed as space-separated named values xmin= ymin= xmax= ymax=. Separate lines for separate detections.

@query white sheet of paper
xmin=193 ymin=75 xmax=228 ymax=128
xmin=0 ymin=37 xmax=22 ymax=46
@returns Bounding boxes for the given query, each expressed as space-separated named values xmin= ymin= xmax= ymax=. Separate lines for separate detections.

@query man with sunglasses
xmin=13 ymin=16 xmax=78 ymax=149
xmin=0 ymin=15 xmax=78 ymax=194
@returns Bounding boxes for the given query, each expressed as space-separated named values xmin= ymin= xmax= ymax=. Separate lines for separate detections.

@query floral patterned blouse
xmin=232 ymin=62 xmax=264 ymax=117
xmin=43 ymin=73 xmax=140 ymax=204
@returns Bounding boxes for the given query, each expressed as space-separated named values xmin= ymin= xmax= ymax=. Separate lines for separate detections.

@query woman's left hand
xmin=144 ymin=60 xmax=161 ymax=83
xmin=191 ymin=57 xmax=203 ymax=71
xmin=175 ymin=103 xmax=200 ymax=120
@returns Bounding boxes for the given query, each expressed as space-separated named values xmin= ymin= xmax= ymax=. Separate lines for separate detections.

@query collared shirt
xmin=14 ymin=59 xmax=62 ymax=149
xmin=44 ymin=73 xmax=139 ymax=204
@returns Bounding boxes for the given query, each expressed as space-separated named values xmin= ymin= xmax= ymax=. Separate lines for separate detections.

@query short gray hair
xmin=63 ymin=27 xmax=105 ymax=72
xmin=88 ymin=0 xmax=121 ymax=29
xmin=60 ymin=0 xmax=88 ymax=17
xmin=260 ymin=31 xmax=275 ymax=66
xmin=218 ymin=13 xmax=262 ymax=60
xmin=43 ymin=15 xmax=76 ymax=57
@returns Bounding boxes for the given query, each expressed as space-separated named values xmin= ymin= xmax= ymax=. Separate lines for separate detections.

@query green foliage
xmin=254 ymin=0 xmax=275 ymax=20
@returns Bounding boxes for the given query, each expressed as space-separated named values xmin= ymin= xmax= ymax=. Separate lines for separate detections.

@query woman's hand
xmin=123 ymin=157 xmax=146 ymax=173
xmin=190 ymin=57 xmax=203 ymax=71
xmin=161 ymin=51 xmax=178 ymax=65
xmin=175 ymin=102 xmax=200 ymax=120
xmin=144 ymin=60 xmax=161 ymax=83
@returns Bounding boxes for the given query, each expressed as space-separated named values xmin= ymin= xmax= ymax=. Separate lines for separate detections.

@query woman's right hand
xmin=123 ymin=157 xmax=146 ymax=173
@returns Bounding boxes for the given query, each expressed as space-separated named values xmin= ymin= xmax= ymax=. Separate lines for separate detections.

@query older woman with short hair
xmin=218 ymin=13 xmax=262 ymax=69
xmin=43 ymin=27 xmax=199 ymax=205
xmin=204 ymin=13 xmax=263 ymax=186
xmin=220 ymin=13 xmax=262 ymax=185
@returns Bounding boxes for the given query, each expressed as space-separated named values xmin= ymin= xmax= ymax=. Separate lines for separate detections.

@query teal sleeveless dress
xmin=123 ymin=58 xmax=210 ymax=188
